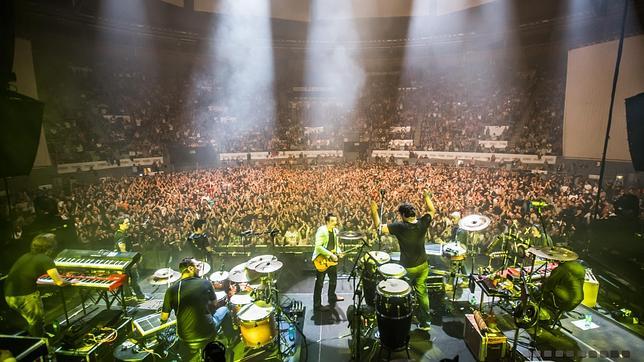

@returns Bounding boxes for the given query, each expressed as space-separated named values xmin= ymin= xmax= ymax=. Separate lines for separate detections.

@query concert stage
xmin=9 ymin=252 xmax=637 ymax=361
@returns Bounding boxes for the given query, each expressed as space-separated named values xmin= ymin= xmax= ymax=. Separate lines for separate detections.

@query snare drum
xmin=442 ymin=242 xmax=467 ymax=261
xmin=229 ymin=294 xmax=254 ymax=317
xmin=375 ymin=279 xmax=413 ymax=350
xmin=236 ymin=302 xmax=277 ymax=348
xmin=378 ymin=263 xmax=407 ymax=279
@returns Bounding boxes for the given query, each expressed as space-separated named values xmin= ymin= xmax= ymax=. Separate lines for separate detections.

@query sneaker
xmin=418 ymin=322 xmax=431 ymax=331
xmin=136 ymin=293 xmax=152 ymax=302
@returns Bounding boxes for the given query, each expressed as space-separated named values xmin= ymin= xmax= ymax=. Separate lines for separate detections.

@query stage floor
xmin=24 ymin=254 xmax=643 ymax=361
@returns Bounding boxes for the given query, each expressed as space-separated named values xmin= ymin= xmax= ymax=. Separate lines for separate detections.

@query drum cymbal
xmin=526 ymin=246 xmax=578 ymax=261
xmin=459 ymin=214 xmax=491 ymax=232
xmin=197 ymin=262 xmax=211 ymax=275
xmin=209 ymin=271 xmax=229 ymax=282
xmin=153 ymin=267 xmax=178 ymax=279
xmin=150 ymin=270 xmax=181 ymax=285
xmin=229 ymin=262 xmax=258 ymax=283
xmin=338 ymin=230 xmax=365 ymax=240
xmin=253 ymin=260 xmax=284 ymax=274
xmin=247 ymin=255 xmax=278 ymax=271
xmin=363 ymin=251 xmax=390 ymax=265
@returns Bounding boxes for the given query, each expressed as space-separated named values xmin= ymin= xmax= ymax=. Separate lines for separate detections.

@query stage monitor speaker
xmin=625 ymin=92 xmax=644 ymax=171
xmin=0 ymin=90 xmax=44 ymax=177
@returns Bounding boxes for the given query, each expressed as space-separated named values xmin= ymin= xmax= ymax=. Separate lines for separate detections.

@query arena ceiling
xmin=162 ymin=0 xmax=498 ymax=21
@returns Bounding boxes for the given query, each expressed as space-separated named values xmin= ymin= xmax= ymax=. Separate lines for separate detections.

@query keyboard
xmin=37 ymin=273 xmax=127 ymax=292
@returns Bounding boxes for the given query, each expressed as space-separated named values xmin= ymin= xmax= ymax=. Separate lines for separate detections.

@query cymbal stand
xmin=270 ymin=285 xmax=305 ymax=359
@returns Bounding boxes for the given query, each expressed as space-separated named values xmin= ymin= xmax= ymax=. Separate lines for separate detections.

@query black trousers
xmin=314 ymin=265 xmax=338 ymax=308
xmin=127 ymin=266 xmax=145 ymax=299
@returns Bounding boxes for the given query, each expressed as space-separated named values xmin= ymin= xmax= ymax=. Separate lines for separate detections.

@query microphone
xmin=379 ymin=189 xmax=386 ymax=197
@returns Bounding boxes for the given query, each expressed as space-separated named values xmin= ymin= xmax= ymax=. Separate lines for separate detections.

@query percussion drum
xmin=378 ymin=263 xmax=407 ymax=279
xmin=229 ymin=294 xmax=254 ymax=317
xmin=442 ymin=242 xmax=467 ymax=261
xmin=375 ymin=279 xmax=413 ymax=350
xmin=361 ymin=251 xmax=391 ymax=307
xmin=236 ymin=302 xmax=277 ymax=348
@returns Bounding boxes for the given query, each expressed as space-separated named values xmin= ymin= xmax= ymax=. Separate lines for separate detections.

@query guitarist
xmin=312 ymin=212 xmax=344 ymax=313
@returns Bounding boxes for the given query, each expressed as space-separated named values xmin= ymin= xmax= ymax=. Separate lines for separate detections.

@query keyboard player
xmin=114 ymin=216 xmax=148 ymax=301
xmin=4 ymin=233 xmax=70 ymax=336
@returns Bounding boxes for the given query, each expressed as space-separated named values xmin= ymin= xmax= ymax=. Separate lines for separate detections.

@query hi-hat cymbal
xmin=254 ymin=260 xmax=284 ymax=274
xmin=526 ymin=246 xmax=578 ymax=262
xmin=338 ymin=231 xmax=365 ymax=240
xmin=459 ymin=214 xmax=491 ymax=232
xmin=247 ymin=255 xmax=277 ymax=271
xmin=229 ymin=262 xmax=258 ymax=283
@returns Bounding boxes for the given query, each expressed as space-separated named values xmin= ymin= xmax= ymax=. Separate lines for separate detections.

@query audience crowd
xmin=38 ymin=46 xmax=565 ymax=164
xmin=10 ymin=163 xmax=637 ymax=255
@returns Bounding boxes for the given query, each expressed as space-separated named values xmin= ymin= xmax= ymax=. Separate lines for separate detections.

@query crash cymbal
xmin=153 ymin=267 xmax=178 ymax=279
xmin=338 ymin=230 xmax=365 ymax=240
xmin=197 ymin=262 xmax=211 ymax=275
xmin=247 ymin=255 xmax=278 ymax=271
xmin=209 ymin=271 xmax=229 ymax=282
xmin=229 ymin=262 xmax=258 ymax=283
xmin=526 ymin=246 xmax=578 ymax=262
xmin=253 ymin=260 xmax=284 ymax=274
xmin=459 ymin=214 xmax=491 ymax=232
xmin=150 ymin=270 xmax=181 ymax=285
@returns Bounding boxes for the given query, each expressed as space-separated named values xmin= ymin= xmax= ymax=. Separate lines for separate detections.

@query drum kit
xmin=150 ymin=253 xmax=291 ymax=352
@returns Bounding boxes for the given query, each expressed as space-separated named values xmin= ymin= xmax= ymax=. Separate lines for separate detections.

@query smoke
xmin=304 ymin=0 xmax=366 ymax=127
xmin=211 ymin=1 xmax=275 ymax=130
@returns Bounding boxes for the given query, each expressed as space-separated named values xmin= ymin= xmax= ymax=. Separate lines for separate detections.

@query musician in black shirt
xmin=370 ymin=190 xmax=436 ymax=331
xmin=161 ymin=257 xmax=230 ymax=362
xmin=187 ymin=219 xmax=212 ymax=265
xmin=4 ymin=233 xmax=68 ymax=336
xmin=114 ymin=216 xmax=146 ymax=301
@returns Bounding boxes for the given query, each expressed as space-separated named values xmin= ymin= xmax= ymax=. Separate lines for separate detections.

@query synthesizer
xmin=54 ymin=249 xmax=141 ymax=272
xmin=37 ymin=273 xmax=128 ymax=292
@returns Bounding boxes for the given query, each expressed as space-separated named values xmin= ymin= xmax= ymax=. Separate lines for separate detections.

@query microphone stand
xmin=378 ymin=190 xmax=386 ymax=250
xmin=348 ymin=238 xmax=370 ymax=361
xmin=533 ymin=206 xmax=553 ymax=248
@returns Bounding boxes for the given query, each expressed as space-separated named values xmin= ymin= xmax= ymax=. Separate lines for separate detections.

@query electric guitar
xmin=313 ymin=245 xmax=361 ymax=272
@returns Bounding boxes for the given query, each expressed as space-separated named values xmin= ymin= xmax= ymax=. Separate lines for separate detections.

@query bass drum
xmin=375 ymin=279 xmax=413 ymax=350
xmin=236 ymin=301 xmax=277 ymax=349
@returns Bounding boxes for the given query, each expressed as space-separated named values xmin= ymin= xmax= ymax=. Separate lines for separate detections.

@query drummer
xmin=369 ymin=190 xmax=436 ymax=331
xmin=160 ymin=257 xmax=231 ymax=361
